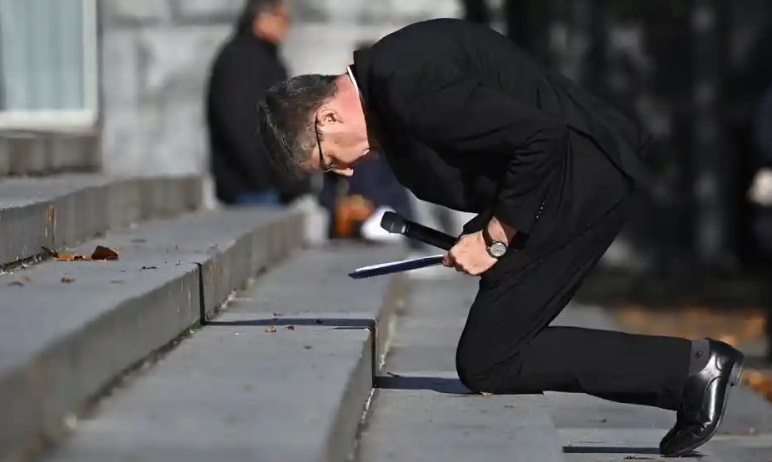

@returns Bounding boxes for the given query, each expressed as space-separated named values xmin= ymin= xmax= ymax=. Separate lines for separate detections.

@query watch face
xmin=489 ymin=242 xmax=507 ymax=258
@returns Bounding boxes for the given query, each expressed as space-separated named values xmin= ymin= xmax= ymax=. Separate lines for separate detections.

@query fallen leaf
xmin=264 ymin=325 xmax=277 ymax=333
xmin=42 ymin=245 xmax=119 ymax=261
xmin=286 ymin=325 xmax=295 ymax=331
xmin=61 ymin=277 xmax=75 ymax=283
xmin=141 ymin=266 xmax=158 ymax=270
xmin=43 ymin=247 xmax=79 ymax=260
xmin=91 ymin=246 xmax=119 ymax=261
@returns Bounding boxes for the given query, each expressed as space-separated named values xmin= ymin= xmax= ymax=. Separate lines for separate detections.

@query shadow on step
xmin=563 ymin=446 xmax=699 ymax=457
xmin=206 ymin=318 xmax=375 ymax=330
xmin=375 ymin=376 xmax=472 ymax=394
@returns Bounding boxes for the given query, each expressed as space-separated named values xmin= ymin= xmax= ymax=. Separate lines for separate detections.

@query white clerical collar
xmin=346 ymin=65 xmax=360 ymax=98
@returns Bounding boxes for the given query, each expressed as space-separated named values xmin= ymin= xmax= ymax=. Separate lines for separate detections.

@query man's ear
xmin=317 ymin=106 xmax=342 ymax=128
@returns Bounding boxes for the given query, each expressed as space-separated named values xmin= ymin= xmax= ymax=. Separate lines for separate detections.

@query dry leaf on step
xmin=42 ymin=245 xmax=119 ymax=261
xmin=91 ymin=246 xmax=119 ymax=260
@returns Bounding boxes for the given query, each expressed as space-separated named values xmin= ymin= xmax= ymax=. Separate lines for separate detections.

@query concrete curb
xmin=43 ymin=245 xmax=408 ymax=462
xmin=0 ymin=209 xmax=304 ymax=462
xmin=0 ymin=174 xmax=204 ymax=267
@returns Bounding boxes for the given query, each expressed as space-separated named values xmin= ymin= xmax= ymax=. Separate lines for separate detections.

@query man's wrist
xmin=486 ymin=216 xmax=517 ymax=245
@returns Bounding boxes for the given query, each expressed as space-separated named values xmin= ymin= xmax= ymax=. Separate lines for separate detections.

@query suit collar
xmin=351 ymin=47 xmax=387 ymax=153
xmin=351 ymin=48 xmax=373 ymax=105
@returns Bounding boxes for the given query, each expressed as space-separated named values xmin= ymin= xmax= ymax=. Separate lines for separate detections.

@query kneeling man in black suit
xmin=256 ymin=19 xmax=743 ymax=457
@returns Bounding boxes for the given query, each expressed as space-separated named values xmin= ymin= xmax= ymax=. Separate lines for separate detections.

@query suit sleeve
xmin=380 ymin=65 xmax=567 ymax=234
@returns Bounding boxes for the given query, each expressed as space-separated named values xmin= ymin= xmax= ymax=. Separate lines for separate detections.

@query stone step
xmin=550 ymin=303 xmax=772 ymax=461
xmin=0 ymin=174 xmax=203 ymax=267
xmin=357 ymin=276 xmax=566 ymax=462
xmin=40 ymin=245 xmax=407 ymax=462
xmin=361 ymin=374 xmax=566 ymax=462
xmin=0 ymin=132 xmax=100 ymax=177
xmin=0 ymin=209 xmax=303 ymax=462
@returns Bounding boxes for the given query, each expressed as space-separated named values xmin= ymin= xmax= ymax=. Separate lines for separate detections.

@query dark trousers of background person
xmin=319 ymin=155 xmax=417 ymax=240
xmin=455 ymin=133 xmax=692 ymax=409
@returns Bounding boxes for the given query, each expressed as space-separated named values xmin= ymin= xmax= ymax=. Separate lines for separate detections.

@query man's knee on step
xmin=456 ymin=356 xmax=532 ymax=395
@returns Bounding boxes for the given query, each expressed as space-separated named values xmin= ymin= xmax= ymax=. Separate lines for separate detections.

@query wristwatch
xmin=482 ymin=225 xmax=508 ymax=258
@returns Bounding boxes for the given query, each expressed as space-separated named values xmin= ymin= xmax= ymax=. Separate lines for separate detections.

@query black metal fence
xmin=469 ymin=0 xmax=772 ymax=273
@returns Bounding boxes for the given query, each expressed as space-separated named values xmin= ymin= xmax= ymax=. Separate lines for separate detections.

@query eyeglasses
xmin=315 ymin=121 xmax=335 ymax=173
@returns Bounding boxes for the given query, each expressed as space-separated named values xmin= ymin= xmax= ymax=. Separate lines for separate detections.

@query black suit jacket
xmin=351 ymin=19 xmax=649 ymax=244
xmin=206 ymin=32 xmax=309 ymax=204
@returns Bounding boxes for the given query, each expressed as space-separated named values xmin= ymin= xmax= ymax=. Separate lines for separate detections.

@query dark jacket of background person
xmin=206 ymin=28 xmax=309 ymax=205
xmin=351 ymin=19 xmax=649 ymax=249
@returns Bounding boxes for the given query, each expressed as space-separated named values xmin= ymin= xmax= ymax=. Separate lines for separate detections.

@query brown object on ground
xmin=742 ymin=370 xmax=772 ymax=402
xmin=334 ymin=195 xmax=374 ymax=238
xmin=613 ymin=304 xmax=765 ymax=343
xmin=42 ymin=246 xmax=120 ymax=261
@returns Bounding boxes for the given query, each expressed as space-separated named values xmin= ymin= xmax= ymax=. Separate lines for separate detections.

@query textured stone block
xmin=100 ymin=108 xmax=145 ymax=176
xmin=100 ymin=31 xmax=142 ymax=106
xmin=48 ymin=134 xmax=101 ymax=172
xmin=6 ymin=135 xmax=48 ymax=176
xmin=101 ymin=0 xmax=172 ymax=25
xmin=172 ymin=0 xmax=244 ymax=20
xmin=0 ymin=138 xmax=9 ymax=176
xmin=136 ymin=27 xmax=228 ymax=99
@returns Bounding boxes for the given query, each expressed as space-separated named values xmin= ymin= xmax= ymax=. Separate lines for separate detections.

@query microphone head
xmin=380 ymin=211 xmax=407 ymax=234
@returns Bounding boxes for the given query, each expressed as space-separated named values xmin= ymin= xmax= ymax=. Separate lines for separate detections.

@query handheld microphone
xmin=380 ymin=211 xmax=457 ymax=250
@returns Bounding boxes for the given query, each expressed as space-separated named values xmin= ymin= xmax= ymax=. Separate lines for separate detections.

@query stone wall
xmin=99 ymin=0 xmax=460 ymax=177
xmin=99 ymin=0 xmax=236 ymax=176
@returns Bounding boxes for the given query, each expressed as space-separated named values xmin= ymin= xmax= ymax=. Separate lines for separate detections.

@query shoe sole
xmin=665 ymin=354 xmax=744 ymax=457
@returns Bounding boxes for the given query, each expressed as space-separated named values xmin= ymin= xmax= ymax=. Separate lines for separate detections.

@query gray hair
xmin=256 ymin=74 xmax=338 ymax=178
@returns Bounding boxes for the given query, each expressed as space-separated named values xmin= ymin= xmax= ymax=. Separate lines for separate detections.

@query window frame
xmin=0 ymin=0 xmax=99 ymax=131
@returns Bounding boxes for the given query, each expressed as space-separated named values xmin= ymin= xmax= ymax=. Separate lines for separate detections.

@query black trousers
xmin=455 ymin=136 xmax=691 ymax=411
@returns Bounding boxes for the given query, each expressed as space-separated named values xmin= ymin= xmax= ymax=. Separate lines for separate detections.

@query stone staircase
xmin=5 ymin=173 xmax=769 ymax=461
xmin=0 ymin=172 xmax=303 ymax=461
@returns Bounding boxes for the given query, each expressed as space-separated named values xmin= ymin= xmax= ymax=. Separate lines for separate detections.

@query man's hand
xmin=442 ymin=231 xmax=497 ymax=276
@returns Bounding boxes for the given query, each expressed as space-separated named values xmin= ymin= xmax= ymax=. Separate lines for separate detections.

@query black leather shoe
xmin=659 ymin=338 xmax=744 ymax=457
